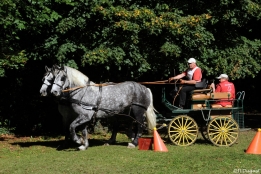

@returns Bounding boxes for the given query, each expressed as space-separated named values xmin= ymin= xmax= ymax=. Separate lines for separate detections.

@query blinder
xmin=42 ymin=72 xmax=53 ymax=86
xmin=53 ymin=69 xmax=68 ymax=90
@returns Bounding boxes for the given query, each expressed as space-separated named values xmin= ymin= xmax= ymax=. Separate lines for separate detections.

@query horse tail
xmin=145 ymin=88 xmax=157 ymax=134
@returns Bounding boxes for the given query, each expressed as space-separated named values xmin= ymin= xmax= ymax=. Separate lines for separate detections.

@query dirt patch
xmin=0 ymin=134 xmax=31 ymax=142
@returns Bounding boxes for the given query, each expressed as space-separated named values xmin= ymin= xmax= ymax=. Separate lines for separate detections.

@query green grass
xmin=0 ymin=129 xmax=261 ymax=174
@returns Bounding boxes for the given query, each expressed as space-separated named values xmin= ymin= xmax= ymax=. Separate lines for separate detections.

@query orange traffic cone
xmin=246 ymin=128 xmax=261 ymax=155
xmin=153 ymin=127 xmax=168 ymax=152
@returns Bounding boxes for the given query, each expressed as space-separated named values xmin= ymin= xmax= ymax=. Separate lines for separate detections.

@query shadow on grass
xmin=162 ymin=137 xmax=212 ymax=146
xmin=10 ymin=138 xmax=132 ymax=151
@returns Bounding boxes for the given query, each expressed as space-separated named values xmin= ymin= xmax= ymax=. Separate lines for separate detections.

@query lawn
xmin=0 ymin=129 xmax=261 ymax=174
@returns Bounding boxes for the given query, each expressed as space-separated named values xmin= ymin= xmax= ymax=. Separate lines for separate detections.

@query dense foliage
xmin=1 ymin=0 xmax=261 ymax=135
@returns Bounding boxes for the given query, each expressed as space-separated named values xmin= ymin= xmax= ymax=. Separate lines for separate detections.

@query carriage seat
xmin=209 ymin=92 xmax=233 ymax=108
xmin=190 ymin=79 xmax=210 ymax=109
xmin=191 ymin=91 xmax=211 ymax=100
xmin=211 ymin=104 xmax=233 ymax=108
xmin=191 ymin=78 xmax=211 ymax=101
xmin=191 ymin=92 xmax=232 ymax=109
xmin=191 ymin=79 xmax=209 ymax=95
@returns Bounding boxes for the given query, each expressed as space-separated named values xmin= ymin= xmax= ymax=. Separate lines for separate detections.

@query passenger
xmin=210 ymin=74 xmax=235 ymax=107
xmin=168 ymin=58 xmax=202 ymax=109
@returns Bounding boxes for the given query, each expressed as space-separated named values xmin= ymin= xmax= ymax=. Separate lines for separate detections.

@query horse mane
xmin=64 ymin=66 xmax=95 ymax=88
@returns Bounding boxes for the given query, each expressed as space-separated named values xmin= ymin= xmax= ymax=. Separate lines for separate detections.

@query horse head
xmin=40 ymin=66 xmax=55 ymax=96
xmin=51 ymin=65 xmax=70 ymax=96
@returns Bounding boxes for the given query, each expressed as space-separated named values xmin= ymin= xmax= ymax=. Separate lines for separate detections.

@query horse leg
xmin=78 ymin=124 xmax=89 ymax=150
xmin=105 ymin=118 xmax=118 ymax=145
xmin=57 ymin=105 xmax=71 ymax=149
xmin=128 ymin=107 xmax=146 ymax=148
xmin=70 ymin=114 xmax=91 ymax=150
xmin=126 ymin=120 xmax=137 ymax=141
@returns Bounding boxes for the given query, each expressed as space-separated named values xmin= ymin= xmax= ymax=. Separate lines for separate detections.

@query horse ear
xmin=45 ymin=66 xmax=50 ymax=72
xmin=53 ymin=64 xmax=60 ymax=69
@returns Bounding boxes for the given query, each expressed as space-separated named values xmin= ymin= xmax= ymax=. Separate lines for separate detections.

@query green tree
xmin=1 ymin=0 xmax=261 ymax=79
xmin=1 ymin=0 xmax=261 ymax=134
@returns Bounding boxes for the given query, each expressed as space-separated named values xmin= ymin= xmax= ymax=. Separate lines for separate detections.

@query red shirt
xmin=215 ymin=81 xmax=235 ymax=106
xmin=183 ymin=67 xmax=202 ymax=81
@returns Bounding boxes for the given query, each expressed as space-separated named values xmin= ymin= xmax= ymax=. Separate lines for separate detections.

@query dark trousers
xmin=179 ymin=85 xmax=196 ymax=107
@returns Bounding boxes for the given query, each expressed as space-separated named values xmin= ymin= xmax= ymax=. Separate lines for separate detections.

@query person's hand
xmin=210 ymin=83 xmax=215 ymax=89
xmin=179 ymin=79 xmax=185 ymax=84
xmin=168 ymin=77 xmax=173 ymax=83
xmin=210 ymin=83 xmax=215 ymax=92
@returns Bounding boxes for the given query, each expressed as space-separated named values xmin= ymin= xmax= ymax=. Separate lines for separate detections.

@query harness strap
xmin=70 ymin=99 xmax=96 ymax=107
xmin=131 ymin=102 xmax=147 ymax=110
xmin=92 ymin=86 xmax=103 ymax=123
xmin=62 ymin=83 xmax=117 ymax=92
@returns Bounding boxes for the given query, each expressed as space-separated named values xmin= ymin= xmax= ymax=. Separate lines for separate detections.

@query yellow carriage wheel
xmin=207 ymin=116 xmax=239 ymax=147
xmin=168 ymin=115 xmax=198 ymax=146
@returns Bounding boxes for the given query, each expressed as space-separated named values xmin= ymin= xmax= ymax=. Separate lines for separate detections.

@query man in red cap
xmin=210 ymin=74 xmax=235 ymax=107
xmin=168 ymin=58 xmax=202 ymax=109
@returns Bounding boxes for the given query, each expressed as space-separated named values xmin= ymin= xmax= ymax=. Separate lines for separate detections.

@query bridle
xmin=52 ymin=69 xmax=68 ymax=90
xmin=42 ymin=71 xmax=54 ymax=87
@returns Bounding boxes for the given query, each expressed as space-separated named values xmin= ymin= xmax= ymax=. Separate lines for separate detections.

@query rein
xmin=61 ymin=80 xmax=169 ymax=132
xmin=62 ymin=83 xmax=117 ymax=92
xmin=62 ymin=80 xmax=181 ymax=92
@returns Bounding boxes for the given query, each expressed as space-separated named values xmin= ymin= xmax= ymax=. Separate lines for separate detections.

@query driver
xmin=168 ymin=58 xmax=202 ymax=109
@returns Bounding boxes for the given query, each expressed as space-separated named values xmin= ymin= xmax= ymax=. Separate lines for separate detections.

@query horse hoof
xmin=127 ymin=143 xmax=136 ymax=148
xmin=104 ymin=143 xmax=110 ymax=146
xmin=78 ymin=145 xmax=87 ymax=150
xmin=75 ymin=138 xmax=83 ymax=145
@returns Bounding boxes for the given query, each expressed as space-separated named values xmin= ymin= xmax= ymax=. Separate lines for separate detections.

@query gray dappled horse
xmin=50 ymin=65 xmax=157 ymax=150
xmin=40 ymin=65 xmax=91 ymax=149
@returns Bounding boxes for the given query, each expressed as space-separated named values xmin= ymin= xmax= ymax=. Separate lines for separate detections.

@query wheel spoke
xmin=184 ymin=120 xmax=193 ymax=129
xmin=177 ymin=119 xmax=182 ymax=128
xmin=224 ymin=118 xmax=231 ymax=127
xmin=169 ymin=126 xmax=180 ymax=131
xmin=226 ymin=132 xmax=238 ymax=140
xmin=186 ymin=129 xmax=198 ymax=133
xmin=185 ymin=131 xmax=197 ymax=137
xmin=186 ymin=125 xmax=197 ymax=130
xmin=182 ymin=133 xmax=185 ymax=145
xmin=224 ymin=134 xmax=233 ymax=143
xmin=208 ymin=131 xmax=220 ymax=136
xmin=209 ymin=124 xmax=221 ymax=131
xmin=220 ymin=118 xmax=224 ymax=127
xmin=226 ymin=123 xmax=237 ymax=130
xmin=214 ymin=134 xmax=221 ymax=143
xmin=184 ymin=134 xmax=194 ymax=141
xmin=169 ymin=130 xmax=180 ymax=133
xmin=221 ymin=135 xmax=227 ymax=145
xmin=184 ymin=118 xmax=188 ymax=129
xmin=181 ymin=117 xmax=184 ymax=129
xmin=173 ymin=121 xmax=181 ymax=129
xmin=178 ymin=134 xmax=182 ymax=145
xmin=173 ymin=133 xmax=182 ymax=141
xmin=213 ymin=119 xmax=222 ymax=129
xmin=168 ymin=116 xmax=198 ymax=146
xmin=208 ymin=116 xmax=239 ymax=146
xmin=184 ymin=136 xmax=189 ymax=145
xmin=227 ymin=127 xmax=238 ymax=131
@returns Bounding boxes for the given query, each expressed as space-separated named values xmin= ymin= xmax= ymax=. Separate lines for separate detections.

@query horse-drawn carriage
xmin=40 ymin=65 xmax=245 ymax=150
xmin=154 ymin=85 xmax=245 ymax=147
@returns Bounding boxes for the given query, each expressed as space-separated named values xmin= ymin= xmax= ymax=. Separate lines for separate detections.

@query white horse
xmin=40 ymin=65 xmax=91 ymax=149
xmin=50 ymin=65 xmax=157 ymax=150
